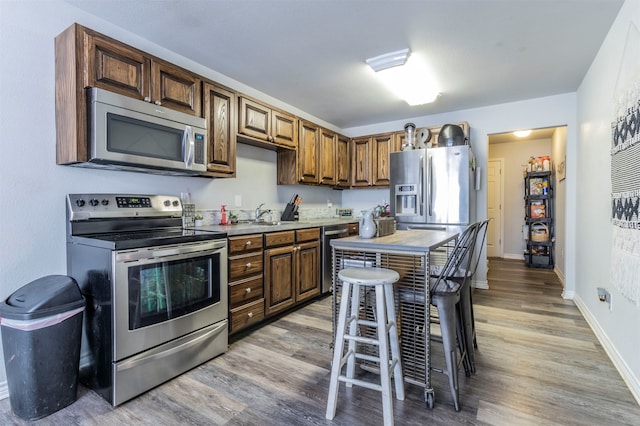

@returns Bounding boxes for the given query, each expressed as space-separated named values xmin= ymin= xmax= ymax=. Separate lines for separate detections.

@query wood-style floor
xmin=1 ymin=258 xmax=639 ymax=425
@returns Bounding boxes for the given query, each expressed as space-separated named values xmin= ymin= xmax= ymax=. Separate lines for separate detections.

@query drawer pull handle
xmin=245 ymin=288 xmax=251 ymax=293
xmin=246 ymin=262 xmax=252 ymax=269
xmin=248 ymin=312 xmax=254 ymax=318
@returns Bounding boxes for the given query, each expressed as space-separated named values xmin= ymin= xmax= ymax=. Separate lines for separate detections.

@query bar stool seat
xmin=326 ymin=267 xmax=404 ymax=426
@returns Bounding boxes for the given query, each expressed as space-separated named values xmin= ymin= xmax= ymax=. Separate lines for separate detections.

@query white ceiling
xmin=65 ymin=0 xmax=623 ymax=129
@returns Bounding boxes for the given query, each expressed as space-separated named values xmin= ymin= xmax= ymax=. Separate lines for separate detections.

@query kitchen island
xmin=329 ymin=229 xmax=459 ymax=408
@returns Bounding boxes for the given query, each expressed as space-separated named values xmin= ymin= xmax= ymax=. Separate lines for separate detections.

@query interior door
xmin=487 ymin=159 xmax=503 ymax=257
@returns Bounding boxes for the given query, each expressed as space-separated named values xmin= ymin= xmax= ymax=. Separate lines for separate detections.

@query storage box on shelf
xmin=524 ymin=171 xmax=554 ymax=268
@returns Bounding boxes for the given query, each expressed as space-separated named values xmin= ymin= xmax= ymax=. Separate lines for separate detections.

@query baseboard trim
xmin=573 ymin=295 xmax=640 ymax=405
xmin=503 ymin=253 xmax=523 ymax=260
xmin=473 ymin=279 xmax=489 ymax=290
xmin=0 ymin=381 xmax=8 ymax=400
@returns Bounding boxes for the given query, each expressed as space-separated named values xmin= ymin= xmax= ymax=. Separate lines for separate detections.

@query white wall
xmin=551 ymin=126 xmax=567 ymax=282
xmin=574 ymin=0 xmax=640 ymax=401
xmin=489 ymin=138 xmax=552 ymax=258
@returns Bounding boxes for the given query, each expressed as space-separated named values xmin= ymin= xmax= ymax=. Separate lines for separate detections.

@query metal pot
xmin=438 ymin=124 xmax=465 ymax=147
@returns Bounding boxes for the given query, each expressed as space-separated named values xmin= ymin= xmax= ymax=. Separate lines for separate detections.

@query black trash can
xmin=0 ymin=275 xmax=85 ymax=420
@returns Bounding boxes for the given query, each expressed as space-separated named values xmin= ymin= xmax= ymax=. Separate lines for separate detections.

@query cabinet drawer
xmin=229 ymin=252 xmax=263 ymax=280
xmin=265 ymin=230 xmax=295 ymax=248
xmin=230 ymin=298 xmax=265 ymax=333
xmin=229 ymin=275 xmax=263 ymax=308
xmin=296 ymin=227 xmax=320 ymax=242
xmin=229 ymin=234 xmax=263 ymax=254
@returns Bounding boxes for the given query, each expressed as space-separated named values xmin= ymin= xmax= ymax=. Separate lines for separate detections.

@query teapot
xmin=359 ymin=208 xmax=377 ymax=239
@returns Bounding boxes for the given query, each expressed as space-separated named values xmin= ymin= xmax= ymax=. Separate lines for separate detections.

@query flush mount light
xmin=366 ymin=49 xmax=439 ymax=106
xmin=366 ymin=48 xmax=410 ymax=72
xmin=514 ymin=130 xmax=532 ymax=137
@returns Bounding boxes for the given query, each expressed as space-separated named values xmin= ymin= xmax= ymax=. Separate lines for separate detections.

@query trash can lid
xmin=0 ymin=275 xmax=85 ymax=320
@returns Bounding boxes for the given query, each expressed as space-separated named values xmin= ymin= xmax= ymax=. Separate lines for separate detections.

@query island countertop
xmin=330 ymin=229 xmax=459 ymax=253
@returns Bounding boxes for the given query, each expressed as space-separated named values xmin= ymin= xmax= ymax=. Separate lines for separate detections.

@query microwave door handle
xmin=182 ymin=126 xmax=195 ymax=168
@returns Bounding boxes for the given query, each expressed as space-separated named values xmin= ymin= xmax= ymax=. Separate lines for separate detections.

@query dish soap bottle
xmin=220 ymin=205 xmax=227 ymax=225
xmin=359 ymin=208 xmax=376 ymax=239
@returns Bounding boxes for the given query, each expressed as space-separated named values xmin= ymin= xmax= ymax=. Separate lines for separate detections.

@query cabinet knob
xmin=246 ymin=262 xmax=252 ymax=269
xmin=144 ymin=96 xmax=151 ymax=103
xmin=245 ymin=288 xmax=251 ymax=293
xmin=245 ymin=241 xmax=252 ymax=246
xmin=154 ymin=100 xmax=162 ymax=106
xmin=268 ymin=135 xmax=274 ymax=142
xmin=248 ymin=312 xmax=254 ymax=318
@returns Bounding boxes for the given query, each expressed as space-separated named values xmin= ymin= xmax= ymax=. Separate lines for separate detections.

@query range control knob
xmin=89 ymin=199 xmax=99 ymax=207
xmin=172 ymin=200 xmax=179 ymax=207
xmin=164 ymin=200 xmax=171 ymax=207
xmin=101 ymin=199 xmax=109 ymax=206
xmin=75 ymin=199 xmax=86 ymax=207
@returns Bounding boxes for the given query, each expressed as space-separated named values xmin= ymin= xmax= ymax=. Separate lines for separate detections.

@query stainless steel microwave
xmin=86 ymin=88 xmax=207 ymax=175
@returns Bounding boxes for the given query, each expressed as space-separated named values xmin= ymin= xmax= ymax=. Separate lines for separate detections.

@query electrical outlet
xmin=597 ymin=287 xmax=612 ymax=311
xmin=234 ymin=195 xmax=242 ymax=207
xmin=327 ymin=200 xmax=332 ymax=208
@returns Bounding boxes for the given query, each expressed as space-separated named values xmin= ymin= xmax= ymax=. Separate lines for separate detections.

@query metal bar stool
xmin=398 ymin=224 xmax=477 ymax=412
xmin=326 ymin=267 xmax=404 ymax=426
xmin=430 ymin=222 xmax=480 ymax=375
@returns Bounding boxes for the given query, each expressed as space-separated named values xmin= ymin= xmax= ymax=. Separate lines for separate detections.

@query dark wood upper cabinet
xmin=203 ymin=82 xmax=236 ymax=177
xmin=238 ymin=96 xmax=298 ymax=150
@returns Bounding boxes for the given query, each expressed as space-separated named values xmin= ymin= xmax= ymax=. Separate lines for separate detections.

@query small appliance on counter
xmin=281 ymin=194 xmax=301 ymax=221
xmin=336 ymin=208 xmax=353 ymax=218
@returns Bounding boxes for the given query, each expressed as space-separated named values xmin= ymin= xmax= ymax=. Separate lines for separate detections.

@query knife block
xmin=280 ymin=203 xmax=299 ymax=221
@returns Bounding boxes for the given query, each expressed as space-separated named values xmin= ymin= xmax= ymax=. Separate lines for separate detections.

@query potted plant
xmin=194 ymin=214 xmax=203 ymax=227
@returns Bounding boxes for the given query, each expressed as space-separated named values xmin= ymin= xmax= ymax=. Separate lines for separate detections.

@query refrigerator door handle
xmin=419 ymin=155 xmax=424 ymax=216
xmin=428 ymin=155 xmax=433 ymax=216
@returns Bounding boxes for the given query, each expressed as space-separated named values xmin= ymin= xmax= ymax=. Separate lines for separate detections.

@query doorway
xmin=487 ymin=127 xmax=565 ymax=266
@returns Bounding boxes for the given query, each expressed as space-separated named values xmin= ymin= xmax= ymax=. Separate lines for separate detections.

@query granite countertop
xmin=196 ymin=218 xmax=359 ymax=237
xmin=330 ymin=229 xmax=459 ymax=253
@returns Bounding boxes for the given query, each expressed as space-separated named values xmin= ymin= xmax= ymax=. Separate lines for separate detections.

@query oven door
xmin=113 ymin=239 xmax=227 ymax=361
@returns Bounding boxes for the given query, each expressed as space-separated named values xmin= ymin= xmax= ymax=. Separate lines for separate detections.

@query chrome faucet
xmin=255 ymin=203 xmax=271 ymax=222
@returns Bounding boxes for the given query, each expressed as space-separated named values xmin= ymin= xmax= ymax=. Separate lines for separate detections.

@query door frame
xmin=487 ymin=158 xmax=505 ymax=258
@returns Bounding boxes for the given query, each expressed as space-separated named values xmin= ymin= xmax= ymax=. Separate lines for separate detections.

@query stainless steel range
xmin=66 ymin=194 xmax=228 ymax=406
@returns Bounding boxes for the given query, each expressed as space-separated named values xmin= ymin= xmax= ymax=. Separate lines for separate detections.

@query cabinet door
xmin=296 ymin=240 xmax=320 ymax=303
xmin=203 ymin=82 xmax=236 ymax=176
xmin=272 ymin=110 xmax=297 ymax=149
xmin=351 ymin=137 xmax=372 ymax=187
xmin=264 ymin=245 xmax=296 ymax=316
xmin=298 ymin=121 xmax=320 ymax=184
xmin=372 ymin=133 xmax=393 ymax=187
xmin=83 ymin=30 xmax=150 ymax=100
xmin=335 ymin=135 xmax=351 ymax=188
xmin=151 ymin=60 xmax=202 ymax=116
xmin=319 ymin=128 xmax=337 ymax=185
xmin=239 ymin=97 xmax=271 ymax=141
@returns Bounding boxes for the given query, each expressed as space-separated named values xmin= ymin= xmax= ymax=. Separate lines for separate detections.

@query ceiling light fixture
xmin=513 ymin=130 xmax=532 ymax=137
xmin=366 ymin=49 xmax=439 ymax=106
xmin=366 ymin=48 xmax=410 ymax=72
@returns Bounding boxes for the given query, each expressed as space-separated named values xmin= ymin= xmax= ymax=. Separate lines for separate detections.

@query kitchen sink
xmin=236 ymin=220 xmax=281 ymax=226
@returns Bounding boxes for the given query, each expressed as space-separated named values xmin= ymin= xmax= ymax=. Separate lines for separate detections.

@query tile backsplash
xmin=194 ymin=206 xmax=342 ymax=226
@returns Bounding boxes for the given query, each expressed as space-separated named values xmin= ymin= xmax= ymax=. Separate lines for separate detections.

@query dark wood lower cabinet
xmin=264 ymin=244 xmax=296 ymax=316
xmin=229 ymin=228 xmax=321 ymax=334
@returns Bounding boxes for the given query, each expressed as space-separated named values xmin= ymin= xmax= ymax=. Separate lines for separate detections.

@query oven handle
xmin=115 ymin=320 xmax=227 ymax=372
xmin=117 ymin=240 xmax=227 ymax=262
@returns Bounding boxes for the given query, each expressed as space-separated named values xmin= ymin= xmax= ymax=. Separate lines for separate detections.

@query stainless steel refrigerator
xmin=390 ymin=145 xmax=476 ymax=230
